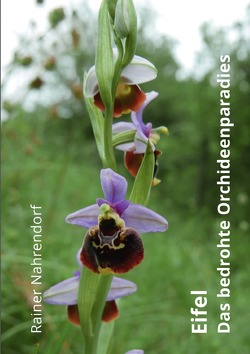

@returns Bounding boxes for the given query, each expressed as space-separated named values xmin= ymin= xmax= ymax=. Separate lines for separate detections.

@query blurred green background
xmin=2 ymin=1 xmax=250 ymax=353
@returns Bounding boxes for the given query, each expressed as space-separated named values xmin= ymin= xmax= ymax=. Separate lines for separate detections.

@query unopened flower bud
xmin=107 ymin=0 xmax=118 ymax=22
xmin=114 ymin=0 xmax=137 ymax=66
xmin=114 ymin=0 xmax=130 ymax=38
xmin=114 ymin=0 xmax=137 ymax=39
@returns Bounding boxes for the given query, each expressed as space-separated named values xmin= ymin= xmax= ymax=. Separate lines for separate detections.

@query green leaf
xmin=96 ymin=0 xmax=115 ymax=111
xmin=91 ymin=274 xmax=113 ymax=334
xmin=84 ymin=93 xmax=105 ymax=163
xmin=129 ymin=141 xmax=154 ymax=206
xmin=78 ymin=267 xmax=100 ymax=338
xmin=114 ymin=0 xmax=131 ymax=39
xmin=122 ymin=0 xmax=137 ymax=67
xmin=96 ymin=316 xmax=115 ymax=354
xmin=78 ymin=269 xmax=113 ymax=354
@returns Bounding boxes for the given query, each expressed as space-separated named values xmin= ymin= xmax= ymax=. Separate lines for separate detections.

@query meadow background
xmin=2 ymin=1 xmax=250 ymax=353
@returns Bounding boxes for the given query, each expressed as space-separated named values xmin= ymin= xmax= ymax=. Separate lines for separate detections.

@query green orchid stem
xmin=79 ymin=3 xmax=138 ymax=354
xmin=103 ymin=106 xmax=117 ymax=170
xmin=112 ymin=53 xmax=123 ymax=99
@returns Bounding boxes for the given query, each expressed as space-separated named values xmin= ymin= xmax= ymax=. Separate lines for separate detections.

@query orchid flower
xmin=66 ymin=168 xmax=168 ymax=274
xmin=112 ymin=91 xmax=159 ymax=153
xmin=84 ymin=50 xmax=157 ymax=117
xmin=44 ymin=250 xmax=137 ymax=324
xmin=112 ymin=91 xmax=168 ymax=180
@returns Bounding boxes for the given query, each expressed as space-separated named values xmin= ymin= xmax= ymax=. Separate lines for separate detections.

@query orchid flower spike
xmin=84 ymin=50 xmax=157 ymax=117
xmin=66 ymin=168 xmax=168 ymax=274
xmin=43 ymin=250 xmax=137 ymax=324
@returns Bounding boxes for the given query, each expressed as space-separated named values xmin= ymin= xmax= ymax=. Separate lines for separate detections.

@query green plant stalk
xmin=102 ymin=37 xmax=124 ymax=170
xmin=79 ymin=44 xmax=119 ymax=354
xmin=103 ymin=39 xmax=124 ymax=170
xmin=103 ymin=105 xmax=117 ymax=170
xmin=112 ymin=44 xmax=124 ymax=99
xmin=93 ymin=44 xmax=123 ymax=347
xmin=78 ymin=1 xmax=140 ymax=352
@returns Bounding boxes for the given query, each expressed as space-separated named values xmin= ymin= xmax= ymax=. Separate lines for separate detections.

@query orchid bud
xmin=114 ymin=0 xmax=131 ymax=38
xmin=114 ymin=0 xmax=137 ymax=66
xmin=107 ymin=0 xmax=118 ymax=22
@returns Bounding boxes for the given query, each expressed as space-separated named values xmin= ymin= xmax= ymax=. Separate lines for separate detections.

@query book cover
xmin=2 ymin=0 xmax=249 ymax=353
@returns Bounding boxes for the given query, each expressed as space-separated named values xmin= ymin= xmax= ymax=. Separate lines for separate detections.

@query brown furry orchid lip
xmin=80 ymin=223 xmax=144 ymax=274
